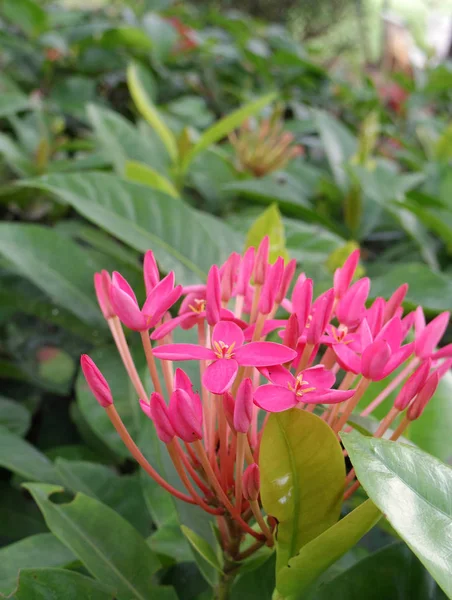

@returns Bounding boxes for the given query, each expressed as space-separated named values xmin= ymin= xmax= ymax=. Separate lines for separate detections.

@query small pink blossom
xmin=80 ymin=355 xmax=113 ymax=407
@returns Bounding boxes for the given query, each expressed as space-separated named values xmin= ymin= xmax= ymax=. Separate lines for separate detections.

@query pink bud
xmin=432 ymin=343 xmax=452 ymax=360
xmin=361 ymin=339 xmax=392 ymax=381
xmin=384 ymin=284 xmax=408 ymax=322
xmin=253 ymin=236 xmax=269 ymax=285
xmin=394 ymin=359 xmax=431 ymax=411
xmin=220 ymin=252 xmax=240 ymax=303
xmin=336 ymin=278 xmax=370 ymax=329
xmin=236 ymin=247 xmax=255 ymax=296
xmin=143 ymin=393 xmax=175 ymax=443
xmin=292 ymin=276 xmax=313 ymax=331
xmin=333 ymin=249 xmax=360 ymax=299
xmin=414 ymin=306 xmax=426 ymax=337
xmin=169 ymin=389 xmax=203 ymax=442
xmin=306 ymin=289 xmax=334 ymax=345
xmin=111 ymin=272 xmax=147 ymax=331
xmin=242 ymin=464 xmax=260 ymax=501
xmin=143 ymin=250 xmax=159 ymax=295
xmin=223 ymin=392 xmax=235 ymax=431
xmin=275 ymin=259 xmax=297 ymax=304
xmin=174 ymin=368 xmax=203 ymax=423
xmin=80 ymin=355 xmax=113 ymax=407
xmin=283 ymin=313 xmax=299 ymax=350
xmin=407 ymin=372 xmax=440 ymax=421
xmin=94 ymin=271 xmax=115 ymax=319
xmin=258 ymin=257 xmax=284 ymax=315
xmin=234 ymin=378 xmax=253 ymax=433
xmin=206 ymin=265 xmax=221 ymax=326
xmin=415 ymin=312 xmax=450 ymax=359
xmin=366 ymin=297 xmax=385 ymax=337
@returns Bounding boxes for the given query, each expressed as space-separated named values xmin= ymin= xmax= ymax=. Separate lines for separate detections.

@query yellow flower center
xmin=213 ymin=340 xmax=236 ymax=359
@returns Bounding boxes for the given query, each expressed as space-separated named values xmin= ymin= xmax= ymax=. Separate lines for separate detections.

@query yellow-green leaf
xmin=125 ymin=160 xmax=180 ymax=199
xmin=245 ymin=204 xmax=289 ymax=263
xmin=181 ymin=93 xmax=276 ymax=172
xmin=127 ymin=63 xmax=177 ymax=162
xmin=260 ymin=410 xmax=345 ymax=575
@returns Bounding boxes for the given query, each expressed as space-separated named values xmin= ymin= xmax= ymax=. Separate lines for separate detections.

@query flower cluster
xmin=81 ymin=241 xmax=451 ymax=555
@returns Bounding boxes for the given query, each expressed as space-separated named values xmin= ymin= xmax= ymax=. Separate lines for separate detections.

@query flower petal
xmin=148 ymin=285 xmax=183 ymax=328
xmin=151 ymin=312 xmax=194 ymax=340
xmin=235 ymin=342 xmax=297 ymax=367
xmin=254 ymin=384 xmax=297 ymax=412
xmin=212 ymin=321 xmax=244 ymax=349
xmin=202 ymin=359 xmax=238 ymax=394
xmin=333 ymin=344 xmax=361 ymax=374
xmin=301 ymin=388 xmax=355 ymax=405
xmin=153 ymin=344 xmax=215 ymax=361
xmin=259 ymin=364 xmax=295 ymax=387
xmin=112 ymin=272 xmax=139 ymax=304
xmin=110 ymin=284 xmax=147 ymax=331
xmin=142 ymin=272 xmax=175 ymax=316
xmin=302 ymin=365 xmax=336 ymax=389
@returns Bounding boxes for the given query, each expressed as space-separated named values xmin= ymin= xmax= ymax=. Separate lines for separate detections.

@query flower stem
xmin=249 ymin=499 xmax=274 ymax=546
xmin=140 ymin=331 xmax=163 ymax=396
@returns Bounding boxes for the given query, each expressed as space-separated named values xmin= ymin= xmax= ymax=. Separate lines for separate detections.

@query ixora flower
xmin=80 ymin=240 xmax=450 ymax=578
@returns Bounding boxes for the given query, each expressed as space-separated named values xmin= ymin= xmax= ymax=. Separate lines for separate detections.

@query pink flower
xmin=242 ymin=464 xmax=260 ymax=501
xmin=111 ymin=271 xmax=182 ymax=332
xmin=153 ymin=320 xmax=297 ymax=394
xmin=254 ymin=364 xmax=354 ymax=412
xmin=142 ymin=393 xmax=175 ymax=443
xmin=94 ymin=270 xmax=115 ymax=319
xmin=253 ymin=236 xmax=269 ymax=285
xmin=143 ymin=250 xmax=159 ymax=295
xmin=334 ymin=317 xmax=414 ymax=381
xmin=234 ymin=378 xmax=253 ymax=433
xmin=236 ymin=246 xmax=255 ymax=296
xmin=80 ymin=355 xmax=113 ymax=407
xmin=335 ymin=278 xmax=370 ymax=329
xmin=169 ymin=388 xmax=203 ymax=442
xmin=333 ymin=249 xmax=360 ymax=299
xmin=414 ymin=311 xmax=450 ymax=359
xmin=258 ymin=257 xmax=284 ymax=315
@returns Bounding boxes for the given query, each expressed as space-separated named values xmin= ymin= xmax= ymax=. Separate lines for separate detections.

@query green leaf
xmin=0 ymin=425 xmax=59 ymax=483
xmin=0 ymin=224 xmax=105 ymax=326
xmin=245 ymin=204 xmax=289 ymax=262
xmin=75 ymin=346 xmax=145 ymax=460
xmin=408 ymin=371 xmax=452 ymax=463
xmin=0 ymin=396 xmax=31 ymax=436
xmin=304 ymin=543 xmax=448 ymax=600
xmin=182 ymin=93 xmax=276 ymax=171
xmin=87 ymin=104 xmax=170 ymax=175
xmin=148 ymin=517 xmax=193 ymax=563
xmin=276 ymin=500 xmax=381 ymax=597
xmin=13 ymin=568 xmax=115 ymax=599
xmin=127 ymin=62 xmax=178 ymax=162
xmin=125 ymin=160 xmax=180 ymax=198
xmin=370 ymin=263 xmax=452 ymax=313
xmin=341 ymin=430 xmax=452 ymax=598
xmin=0 ymin=534 xmax=75 ymax=596
xmin=313 ymin=109 xmax=357 ymax=190
xmin=435 ymin=122 xmax=452 ymax=161
xmin=260 ymin=410 xmax=345 ymax=574
xmin=0 ymin=92 xmax=30 ymax=118
xmin=55 ymin=459 xmax=151 ymax=536
xmin=181 ymin=525 xmax=223 ymax=573
xmin=2 ymin=0 xmax=48 ymax=37
xmin=231 ymin=552 xmax=276 ymax=600
xmin=25 ymin=483 xmax=162 ymax=600
xmin=22 ymin=172 xmax=242 ymax=285
xmin=0 ymin=483 xmax=46 ymax=542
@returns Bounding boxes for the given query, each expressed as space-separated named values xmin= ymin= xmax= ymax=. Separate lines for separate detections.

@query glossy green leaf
xmin=313 ymin=109 xmax=357 ymax=189
xmin=0 ymin=396 xmax=31 ymax=436
xmin=181 ymin=525 xmax=223 ymax=573
xmin=276 ymin=499 xmax=381 ymax=597
xmin=341 ymin=430 xmax=452 ymax=597
xmin=13 ymin=568 xmax=115 ymax=599
xmin=0 ymin=534 xmax=75 ymax=596
xmin=0 ymin=224 xmax=104 ymax=326
xmin=76 ymin=346 xmax=145 ymax=459
xmin=304 ymin=543 xmax=448 ymax=600
xmin=127 ymin=62 xmax=178 ymax=161
xmin=245 ymin=204 xmax=289 ymax=262
xmin=148 ymin=517 xmax=193 ymax=563
xmin=23 ymin=172 xmax=242 ymax=285
xmin=230 ymin=552 xmax=276 ymax=600
xmin=408 ymin=371 xmax=452 ymax=463
xmin=25 ymin=483 xmax=162 ymax=600
xmin=55 ymin=459 xmax=151 ymax=536
xmin=182 ymin=93 xmax=276 ymax=171
xmin=2 ymin=0 xmax=48 ymax=37
xmin=125 ymin=160 xmax=180 ymax=198
xmin=0 ymin=424 xmax=59 ymax=483
xmin=370 ymin=263 xmax=452 ymax=313
xmin=260 ymin=410 xmax=345 ymax=574
xmin=0 ymin=483 xmax=46 ymax=542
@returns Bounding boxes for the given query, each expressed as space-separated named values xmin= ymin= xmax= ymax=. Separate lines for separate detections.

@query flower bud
xmin=275 ymin=259 xmax=296 ymax=304
xmin=223 ymin=392 xmax=235 ymax=431
xmin=234 ymin=378 xmax=253 ymax=433
xmin=94 ymin=271 xmax=115 ymax=320
xmin=111 ymin=272 xmax=147 ymax=331
xmin=384 ymin=284 xmax=408 ymax=322
xmin=236 ymin=246 xmax=255 ymax=296
xmin=220 ymin=252 xmax=240 ymax=303
xmin=283 ymin=313 xmax=300 ymax=350
xmin=143 ymin=393 xmax=175 ymax=443
xmin=333 ymin=249 xmax=360 ymax=299
xmin=258 ymin=257 xmax=284 ymax=315
xmin=394 ymin=359 xmax=431 ymax=411
xmin=174 ymin=368 xmax=203 ymax=423
xmin=253 ymin=236 xmax=269 ymax=285
xmin=143 ymin=250 xmax=159 ymax=295
xmin=361 ymin=339 xmax=391 ymax=381
xmin=336 ymin=278 xmax=370 ymax=329
xmin=206 ymin=265 xmax=221 ymax=326
xmin=415 ymin=312 xmax=450 ymax=359
xmin=242 ymin=464 xmax=260 ymax=501
xmin=307 ymin=289 xmax=334 ymax=345
xmin=292 ymin=276 xmax=313 ymax=331
xmin=407 ymin=372 xmax=440 ymax=421
xmin=366 ymin=297 xmax=385 ymax=337
xmin=169 ymin=389 xmax=203 ymax=442
xmin=80 ymin=355 xmax=113 ymax=407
